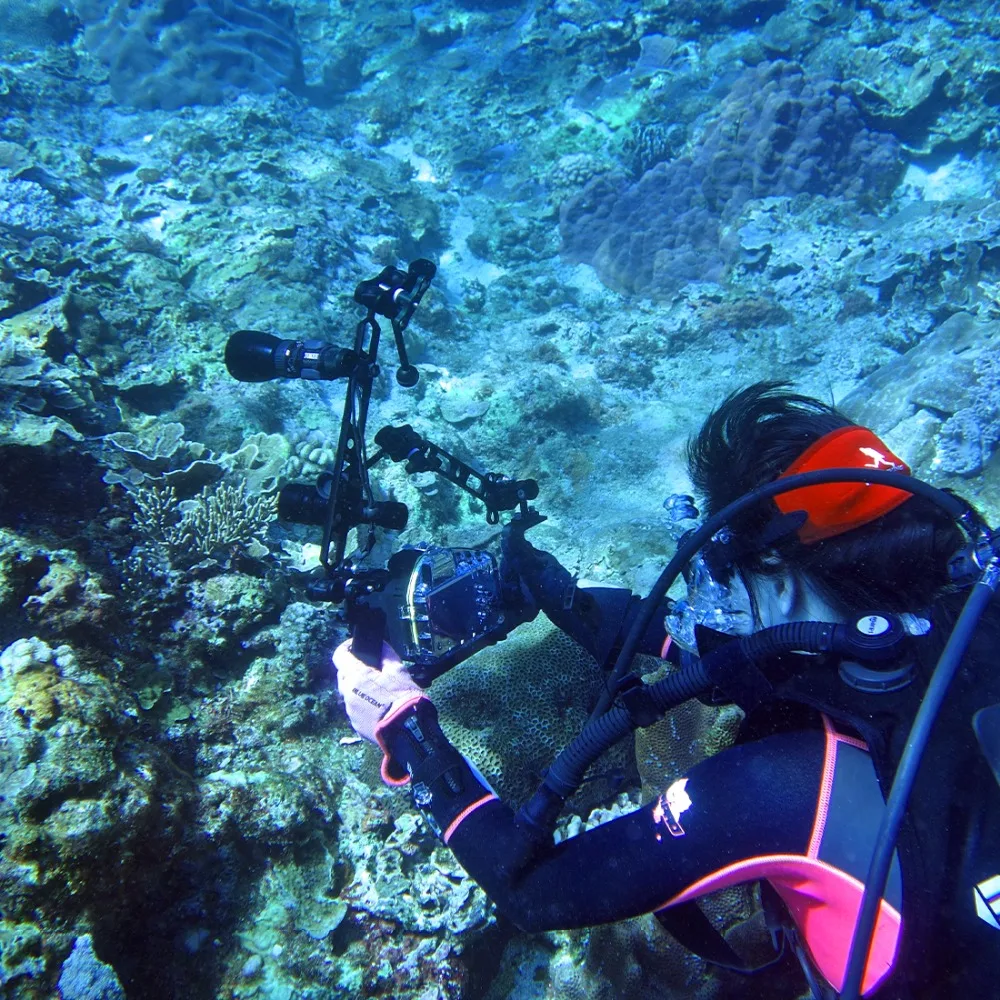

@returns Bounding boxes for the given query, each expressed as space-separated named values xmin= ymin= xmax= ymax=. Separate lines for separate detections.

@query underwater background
xmin=1 ymin=0 xmax=999 ymax=997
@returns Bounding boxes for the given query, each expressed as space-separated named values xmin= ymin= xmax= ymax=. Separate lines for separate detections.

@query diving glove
xmin=333 ymin=639 xmax=429 ymax=786
xmin=499 ymin=525 xmax=575 ymax=619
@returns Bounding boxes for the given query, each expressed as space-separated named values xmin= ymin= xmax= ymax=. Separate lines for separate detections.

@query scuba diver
xmin=333 ymin=382 xmax=1000 ymax=999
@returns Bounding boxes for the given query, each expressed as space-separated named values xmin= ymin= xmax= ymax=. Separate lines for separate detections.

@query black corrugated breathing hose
xmin=521 ymin=620 xmax=848 ymax=829
xmin=541 ymin=657 xmax=713 ymax=799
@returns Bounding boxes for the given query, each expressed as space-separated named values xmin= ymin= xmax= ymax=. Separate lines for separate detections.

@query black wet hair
xmin=687 ymin=382 xmax=966 ymax=613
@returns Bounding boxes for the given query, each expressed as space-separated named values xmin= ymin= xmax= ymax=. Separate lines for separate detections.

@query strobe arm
xmin=372 ymin=424 xmax=540 ymax=524
xmin=354 ymin=259 xmax=436 ymax=388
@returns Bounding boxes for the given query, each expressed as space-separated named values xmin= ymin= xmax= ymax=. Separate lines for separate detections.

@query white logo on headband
xmin=859 ymin=447 xmax=904 ymax=472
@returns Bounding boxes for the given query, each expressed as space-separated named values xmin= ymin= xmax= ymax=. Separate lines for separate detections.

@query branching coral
xmin=130 ymin=479 xmax=276 ymax=567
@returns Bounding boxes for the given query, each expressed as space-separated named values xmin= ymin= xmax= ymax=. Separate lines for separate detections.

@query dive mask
xmin=663 ymin=538 xmax=754 ymax=653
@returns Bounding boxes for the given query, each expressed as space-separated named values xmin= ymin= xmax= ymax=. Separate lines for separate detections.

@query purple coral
xmin=560 ymin=61 xmax=903 ymax=298
xmin=699 ymin=60 xmax=902 ymax=217
xmin=560 ymin=161 xmax=724 ymax=296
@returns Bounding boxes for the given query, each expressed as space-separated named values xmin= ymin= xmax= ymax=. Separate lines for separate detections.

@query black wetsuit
xmin=384 ymin=586 xmax=1000 ymax=998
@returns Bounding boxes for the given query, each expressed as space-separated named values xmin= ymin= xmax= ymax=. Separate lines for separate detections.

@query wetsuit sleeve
xmin=546 ymin=585 xmax=674 ymax=664
xmin=506 ymin=534 xmax=670 ymax=663
xmin=387 ymin=702 xmax=825 ymax=931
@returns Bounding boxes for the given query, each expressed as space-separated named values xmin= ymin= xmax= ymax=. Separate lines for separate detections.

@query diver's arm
xmin=354 ymin=644 xmax=902 ymax=993
xmin=502 ymin=530 xmax=671 ymax=662
xmin=548 ymin=586 xmax=675 ymax=664
xmin=385 ymin=700 xmax=825 ymax=930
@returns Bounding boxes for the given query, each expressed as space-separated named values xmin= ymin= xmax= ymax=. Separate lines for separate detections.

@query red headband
xmin=775 ymin=426 xmax=912 ymax=544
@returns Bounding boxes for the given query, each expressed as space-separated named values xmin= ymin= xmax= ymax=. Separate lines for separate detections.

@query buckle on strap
xmin=617 ymin=675 xmax=662 ymax=728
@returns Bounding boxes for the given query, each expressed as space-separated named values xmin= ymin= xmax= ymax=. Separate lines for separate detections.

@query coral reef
xmin=839 ymin=312 xmax=1000 ymax=484
xmin=0 ymin=637 xmax=186 ymax=995
xmin=935 ymin=351 xmax=1000 ymax=475
xmin=57 ymin=935 xmax=126 ymax=1000
xmin=0 ymin=298 xmax=109 ymax=446
xmin=560 ymin=60 xmax=902 ymax=298
xmin=0 ymin=176 xmax=64 ymax=236
xmin=636 ymin=692 xmax=744 ymax=800
xmin=130 ymin=479 xmax=276 ymax=565
xmin=434 ymin=616 xmax=632 ymax=811
xmin=2 ymin=0 xmax=1000 ymax=997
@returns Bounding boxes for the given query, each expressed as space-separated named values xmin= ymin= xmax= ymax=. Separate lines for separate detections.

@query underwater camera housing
xmin=364 ymin=546 xmax=514 ymax=686
xmin=224 ymin=257 xmax=544 ymax=674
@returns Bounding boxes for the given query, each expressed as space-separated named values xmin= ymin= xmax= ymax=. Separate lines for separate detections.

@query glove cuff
xmin=374 ymin=695 xmax=431 ymax=786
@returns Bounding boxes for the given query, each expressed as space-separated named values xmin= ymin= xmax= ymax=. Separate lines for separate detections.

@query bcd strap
xmin=654 ymin=898 xmax=782 ymax=975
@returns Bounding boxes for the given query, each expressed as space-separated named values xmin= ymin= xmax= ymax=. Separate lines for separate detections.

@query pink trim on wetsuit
xmin=379 ymin=757 xmax=410 ymax=787
xmin=808 ymin=715 xmax=869 ymax=857
xmin=443 ymin=793 xmax=499 ymax=844
xmin=657 ymin=855 xmax=900 ymax=996
xmin=655 ymin=717 xmax=895 ymax=996
xmin=825 ymin=713 xmax=868 ymax=752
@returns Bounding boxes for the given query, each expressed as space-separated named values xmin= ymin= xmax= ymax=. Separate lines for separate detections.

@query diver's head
xmin=681 ymin=382 xmax=965 ymax=632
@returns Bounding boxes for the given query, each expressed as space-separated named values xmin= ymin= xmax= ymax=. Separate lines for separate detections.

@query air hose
xmin=515 ymin=658 xmax=711 ymax=840
xmin=533 ymin=659 xmax=711 ymax=800
xmin=518 ymin=619 xmax=864 ymax=838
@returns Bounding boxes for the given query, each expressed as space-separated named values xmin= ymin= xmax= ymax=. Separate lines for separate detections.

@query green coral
xmin=176 ymin=482 xmax=276 ymax=560
xmin=0 ymin=921 xmax=45 ymax=986
xmin=0 ymin=637 xmax=182 ymax=995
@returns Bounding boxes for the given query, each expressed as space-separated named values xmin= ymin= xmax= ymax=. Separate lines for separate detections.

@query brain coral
xmin=79 ymin=0 xmax=303 ymax=109
xmin=698 ymin=60 xmax=901 ymax=215
xmin=560 ymin=60 xmax=902 ymax=298
xmin=434 ymin=616 xmax=631 ymax=811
